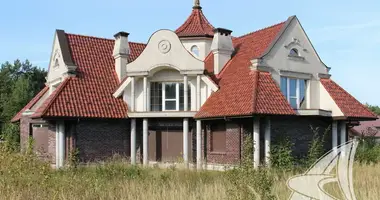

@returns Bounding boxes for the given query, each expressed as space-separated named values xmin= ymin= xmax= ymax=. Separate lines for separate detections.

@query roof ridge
xmin=65 ymin=32 xmax=146 ymax=45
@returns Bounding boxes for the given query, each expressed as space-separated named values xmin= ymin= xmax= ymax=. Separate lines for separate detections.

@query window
xmin=150 ymin=82 xmax=191 ymax=111
xmin=210 ymin=123 xmax=226 ymax=152
xmin=191 ymin=45 xmax=200 ymax=57
xmin=281 ymin=77 xmax=306 ymax=109
xmin=289 ymin=48 xmax=299 ymax=57
xmin=54 ymin=58 xmax=59 ymax=68
xmin=150 ymin=82 xmax=162 ymax=111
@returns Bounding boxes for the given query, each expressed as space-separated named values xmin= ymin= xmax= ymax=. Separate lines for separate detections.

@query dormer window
xmin=281 ymin=77 xmax=306 ymax=109
xmin=289 ymin=48 xmax=299 ymax=57
xmin=191 ymin=45 xmax=200 ymax=57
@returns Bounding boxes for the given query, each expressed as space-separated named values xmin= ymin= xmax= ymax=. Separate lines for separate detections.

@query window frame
xmin=191 ymin=45 xmax=200 ymax=57
xmin=162 ymin=82 xmax=180 ymax=111
xmin=210 ymin=123 xmax=227 ymax=153
xmin=281 ymin=77 xmax=307 ymax=109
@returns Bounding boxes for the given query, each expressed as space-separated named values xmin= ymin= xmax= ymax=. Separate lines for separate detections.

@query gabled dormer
xmin=175 ymin=0 xmax=214 ymax=60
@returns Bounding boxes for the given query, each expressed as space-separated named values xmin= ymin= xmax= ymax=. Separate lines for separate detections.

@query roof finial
xmin=193 ymin=0 xmax=202 ymax=9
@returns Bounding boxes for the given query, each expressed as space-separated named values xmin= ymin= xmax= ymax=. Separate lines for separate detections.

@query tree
xmin=0 ymin=60 xmax=47 ymax=147
xmin=365 ymin=103 xmax=380 ymax=116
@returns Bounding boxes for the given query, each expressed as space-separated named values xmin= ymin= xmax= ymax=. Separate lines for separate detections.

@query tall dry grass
xmin=0 ymin=149 xmax=379 ymax=200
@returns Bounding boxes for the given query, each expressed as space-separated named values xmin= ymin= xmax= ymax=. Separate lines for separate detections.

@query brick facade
xmin=76 ymin=119 xmax=130 ymax=162
xmin=20 ymin=115 xmax=339 ymax=166
xmin=203 ymin=120 xmax=242 ymax=165
xmin=20 ymin=115 xmax=56 ymax=163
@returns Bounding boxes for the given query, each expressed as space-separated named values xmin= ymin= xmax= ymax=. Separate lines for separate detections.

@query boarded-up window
xmin=211 ymin=123 xmax=226 ymax=152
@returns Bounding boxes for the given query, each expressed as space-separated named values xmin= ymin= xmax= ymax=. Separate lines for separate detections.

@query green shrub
xmin=305 ymin=125 xmax=330 ymax=166
xmin=270 ymin=135 xmax=294 ymax=170
xmin=356 ymin=130 xmax=380 ymax=165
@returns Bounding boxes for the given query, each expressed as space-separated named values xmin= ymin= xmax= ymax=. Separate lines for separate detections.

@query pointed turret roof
xmin=175 ymin=1 xmax=214 ymax=38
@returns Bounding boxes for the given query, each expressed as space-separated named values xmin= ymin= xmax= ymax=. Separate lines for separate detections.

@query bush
xmin=305 ymin=125 xmax=330 ymax=166
xmin=356 ymin=129 xmax=380 ymax=165
xmin=270 ymin=135 xmax=294 ymax=170
xmin=224 ymin=134 xmax=275 ymax=200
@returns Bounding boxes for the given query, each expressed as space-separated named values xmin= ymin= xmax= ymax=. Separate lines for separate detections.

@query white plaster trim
xmin=296 ymin=109 xmax=332 ymax=117
xmin=21 ymin=109 xmax=34 ymax=116
xmin=128 ymin=111 xmax=197 ymax=118
xmin=113 ymin=77 xmax=132 ymax=98
xmin=280 ymin=70 xmax=312 ymax=80
xmin=201 ymin=75 xmax=219 ymax=92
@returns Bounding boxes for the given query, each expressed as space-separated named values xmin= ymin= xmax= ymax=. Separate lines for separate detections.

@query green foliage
xmin=270 ymin=135 xmax=294 ymax=170
xmin=356 ymin=129 xmax=380 ymax=165
xmin=224 ymin=134 xmax=275 ymax=200
xmin=365 ymin=103 xmax=380 ymax=115
xmin=306 ymin=125 xmax=330 ymax=166
xmin=0 ymin=59 xmax=46 ymax=150
xmin=68 ymin=148 xmax=80 ymax=169
xmin=1 ymin=122 xmax=20 ymax=152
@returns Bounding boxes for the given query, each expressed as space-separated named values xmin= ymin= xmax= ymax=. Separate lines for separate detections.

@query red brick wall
xmin=203 ymin=120 xmax=241 ymax=165
xmin=20 ymin=116 xmax=56 ymax=163
xmin=75 ymin=119 xmax=130 ymax=162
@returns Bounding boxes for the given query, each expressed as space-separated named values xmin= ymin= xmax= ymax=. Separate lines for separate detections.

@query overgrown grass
xmin=0 ymin=147 xmax=379 ymax=199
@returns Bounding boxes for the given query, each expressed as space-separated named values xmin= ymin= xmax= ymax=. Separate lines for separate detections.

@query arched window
xmin=191 ymin=45 xmax=200 ymax=57
xmin=289 ymin=48 xmax=299 ymax=57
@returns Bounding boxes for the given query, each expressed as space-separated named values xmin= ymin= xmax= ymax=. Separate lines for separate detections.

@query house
xmin=350 ymin=117 xmax=380 ymax=141
xmin=12 ymin=0 xmax=376 ymax=169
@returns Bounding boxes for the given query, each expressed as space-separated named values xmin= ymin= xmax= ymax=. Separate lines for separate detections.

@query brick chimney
xmin=113 ymin=32 xmax=130 ymax=81
xmin=210 ymin=28 xmax=234 ymax=75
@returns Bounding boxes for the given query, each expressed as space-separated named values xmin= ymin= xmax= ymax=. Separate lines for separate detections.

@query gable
xmin=46 ymin=30 xmax=76 ymax=84
xmin=126 ymin=30 xmax=204 ymax=76
xmin=263 ymin=16 xmax=328 ymax=84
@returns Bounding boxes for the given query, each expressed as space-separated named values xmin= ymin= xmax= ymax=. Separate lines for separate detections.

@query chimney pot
xmin=210 ymin=27 xmax=234 ymax=75
xmin=113 ymin=31 xmax=130 ymax=81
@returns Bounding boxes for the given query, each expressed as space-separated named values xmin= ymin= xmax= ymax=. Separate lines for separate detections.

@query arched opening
xmin=289 ymin=48 xmax=299 ymax=57
xmin=191 ymin=45 xmax=200 ymax=57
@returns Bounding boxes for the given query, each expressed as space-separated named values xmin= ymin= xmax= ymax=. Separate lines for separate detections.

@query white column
xmin=131 ymin=76 xmax=135 ymax=112
xmin=253 ymin=117 xmax=260 ymax=168
xmin=306 ymin=80 xmax=311 ymax=109
xmin=143 ymin=118 xmax=148 ymax=166
xmin=55 ymin=122 xmax=60 ymax=168
xmin=55 ymin=121 xmax=65 ymax=168
xmin=183 ymin=118 xmax=189 ymax=168
xmin=264 ymin=117 xmax=271 ymax=167
xmin=196 ymin=75 xmax=201 ymax=110
xmin=184 ymin=75 xmax=188 ymax=111
xmin=130 ymin=119 xmax=136 ymax=165
xmin=196 ymin=120 xmax=202 ymax=170
xmin=340 ymin=121 xmax=347 ymax=156
xmin=143 ymin=76 xmax=147 ymax=112
xmin=332 ymin=121 xmax=338 ymax=156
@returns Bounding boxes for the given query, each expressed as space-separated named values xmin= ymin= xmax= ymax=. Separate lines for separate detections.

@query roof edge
xmin=260 ymin=15 xmax=296 ymax=58
xmin=56 ymin=30 xmax=75 ymax=66
xmin=31 ymin=78 xmax=71 ymax=119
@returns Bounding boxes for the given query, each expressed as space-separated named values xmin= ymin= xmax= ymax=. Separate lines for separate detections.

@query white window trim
xmin=162 ymin=82 xmax=180 ymax=111
xmin=284 ymin=77 xmax=305 ymax=109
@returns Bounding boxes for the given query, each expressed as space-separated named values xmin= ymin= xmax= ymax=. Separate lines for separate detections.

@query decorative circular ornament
xmin=158 ymin=40 xmax=171 ymax=54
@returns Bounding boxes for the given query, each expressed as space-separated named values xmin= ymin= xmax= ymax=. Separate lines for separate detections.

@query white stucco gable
xmin=46 ymin=30 xmax=77 ymax=88
xmin=262 ymin=16 xmax=329 ymax=81
xmin=126 ymin=29 xmax=204 ymax=76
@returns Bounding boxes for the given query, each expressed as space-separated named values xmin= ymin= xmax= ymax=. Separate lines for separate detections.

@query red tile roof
xmin=320 ymin=78 xmax=376 ymax=119
xmin=11 ymin=86 xmax=49 ymax=122
xmin=175 ymin=8 xmax=214 ymax=38
xmin=32 ymin=34 xmax=146 ymax=119
xmin=196 ymin=22 xmax=296 ymax=118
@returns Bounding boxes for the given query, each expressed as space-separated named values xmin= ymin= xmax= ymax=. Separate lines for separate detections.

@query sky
xmin=0 ymin=0 xmax=379 ymax=105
